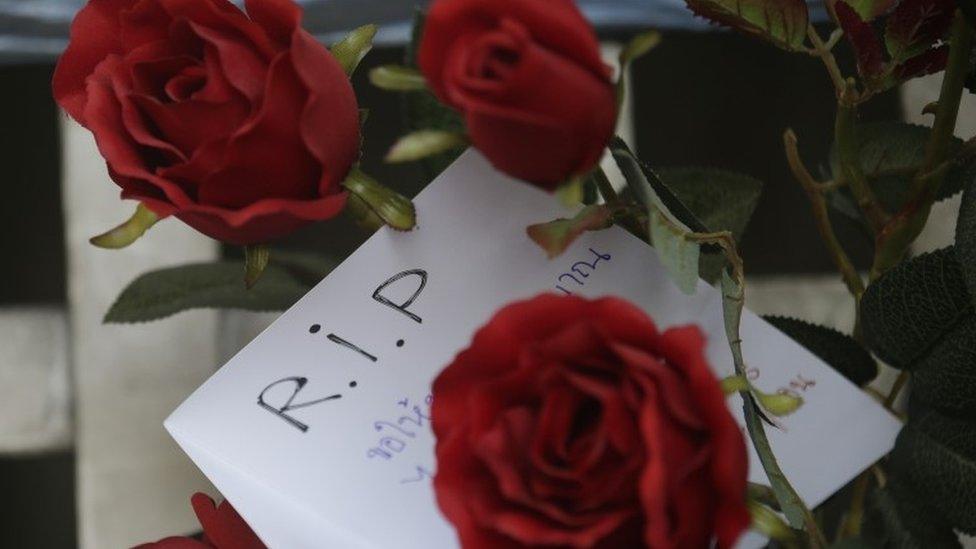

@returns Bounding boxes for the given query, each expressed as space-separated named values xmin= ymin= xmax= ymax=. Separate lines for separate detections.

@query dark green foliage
xmin=890 ymin=407 xmax=976 ymax=534
xmin=658 ymin=167 xmax=763 ymax=282
xmin=956 ymin=175 xmax=976 ymax=301
xmin=611 ymin=138 xmax=764 ymax=283
xmin=105 ymin=262 xmax=316 ymax=323
xmin=764 ymin=317 xmax=878 ymax=386
xmin=861 ymin=247 xmax=976 ymax=415
xmin=829 ymin=123 xmax=970 ymax=218
xmin=863 ymin=477 xmax=962 ymax=548
xmin=861 ymin=248 xmax=971 ymax=370
xmin=610 ymin=137 xmax=710 ymax=234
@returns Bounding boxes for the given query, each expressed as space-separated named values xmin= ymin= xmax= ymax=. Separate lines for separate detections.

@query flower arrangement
xmin=53 ymin=0 xmax=976 ymax=547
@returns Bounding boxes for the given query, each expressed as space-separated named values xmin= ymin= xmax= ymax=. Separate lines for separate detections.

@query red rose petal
xmin=291 ymin=30 xmax=360 ymax=195
xmin=188 ymin=21 xmax=268 ymax=102
xmin=611 ymin=342 xmax=706 ymax=432
xmin=53 ymin=0 xmax=135 ymax=123
xmin=245 ymin=0 xmax=303 ymax=46
xmin=154 ymin=0 xmax=276 ymax=59
xmin=661 ymin=327 xmax=750 ymax=549
xmin=198 ymin=52 xmax=318 ymax=208
xmin=119 ymin=0 xmax=172 ymax=52
xmin=419 ymin=0 xmax=608 ymax=104
xmin=190 ymin=493 xmax=265 ymax=549
xmin=83 ymin=56 xmax=193 ymax=209
xmin=132 ymin=536 xmax=212 ymax=548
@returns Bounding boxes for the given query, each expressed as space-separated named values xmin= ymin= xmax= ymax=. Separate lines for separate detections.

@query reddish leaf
xmin=837 ymin=1 xmax=887 ymax=77
xmin=685 ymin=0 xmax=809 ymax=51
xmin=834 ymin=0 xmax=898 ymax=21
xmin=894 ymin=44 xmax=950 ymax=80
xmin=527 ymin=205 xmax=614 ymax=259
xmin=885 ymin=0 xmax=955 ymax=62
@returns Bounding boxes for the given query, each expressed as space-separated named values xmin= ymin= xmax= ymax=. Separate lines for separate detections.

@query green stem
xmin=884 ymin=370 xmax=911 ymax=409
xmin=836 ymin=80 xmax=890 ymax=234
xmin=690 ymin=233 xmax=827 ymax=548
xmin=871 ymin=12 xmax=974 ymax=279
xmin=784 ymin=130 xmax=865 ymax=301
xmin=593 ymin=166 xmax=645 ymax=238
xmin=807 ymin=25 xmax=846 ymax=98
xmin=628 ymin=168 xmax=826 ymax=546
xmin=840 ymin=472 xmax=872 ymax=538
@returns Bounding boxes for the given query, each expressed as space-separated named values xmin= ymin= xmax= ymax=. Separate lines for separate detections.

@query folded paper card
xmin=166 ymin=150 xmax=901 ymax=548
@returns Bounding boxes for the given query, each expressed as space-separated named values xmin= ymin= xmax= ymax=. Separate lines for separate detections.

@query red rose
xmin=418 ymin=0 xmax=617 ymax=191
xmin=431 ymin=295 xmax=750 ymax=548
xmin=53 ymin=0 xmax=360 ymax=245
xmin=134 ymin=493 xmax=265 ymax=548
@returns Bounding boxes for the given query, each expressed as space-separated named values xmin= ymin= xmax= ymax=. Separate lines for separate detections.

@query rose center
xmin=164 ymin=65 xmax=208 ymax=102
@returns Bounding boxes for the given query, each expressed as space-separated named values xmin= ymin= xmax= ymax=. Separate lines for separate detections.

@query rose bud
xmin=432 ymin=294 xmax=751 ymax=548
xmin=418 ymin=0 xmax=618 ymax=191
xmin=53 ymin=0 xmax=361 ymax=245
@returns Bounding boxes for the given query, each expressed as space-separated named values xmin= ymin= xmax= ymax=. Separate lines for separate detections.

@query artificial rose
xmin=431 ymin=294 xmax=750 ymax=548
xmin=418 ymin=0 xmax=617 ymax=191
xmin=53 ymin=0 xmax=360 ymax=245
xmin=134 ymin=493 xmax=265 ymax=549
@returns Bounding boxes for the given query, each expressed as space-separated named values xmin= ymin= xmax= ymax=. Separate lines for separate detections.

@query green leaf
xmin=828 ymin=122 xmax=969 ymax=216
xmin=609 ymin=137 xmax=710 ymax=234
xmin=684 ymin=0 xmax=809 ymax=51
xmin=863 ymin=477 xmax=963 ymax=549
xmin=610 ymin=139 xmax=764 ymax=286
xmin=369 ymin=65 xmax=427 ymax=91
xmin=841 ymin=0 xmax=898 ymax=21
xmin=861 ymin=247 xmax=970 ymax=369
xmin=649 ymin=208 xmax=702 ymax=295
xmin=912 ymin=315 xmax=976 ymax=416
xmin=104 ymin=262 xmax=310 ymax=323
xmin=764 ymin=316 xmax=878 ymax=386
xmin=861 ymin=247 xmax=976 ymax=415
xmin=956 ymin=176 xmax=976 ymax=300
xmin=658 ymin=167 xmax=763 ymax=241
xmin=658 ymin=167 xmax=763 ymax=282
xmin=884 ymin=0 xmax=955 ymax=63
xmin=610 ymin=138 xmax=705 ymax=293
xmin=386 ymin=130 xmax=467 ymax=163
xmin=330 ymin=24 xmax=378 ymax=76
xmin=526 ymin=205 xmax=614 ymax=259
xmin=891 ymin=408 xmax=976 ymax=534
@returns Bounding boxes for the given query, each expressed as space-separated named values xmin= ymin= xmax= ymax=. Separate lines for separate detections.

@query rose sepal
xmin=90 ymin=203 xmax=160 ymax=249
xmin=330 ymin=24 xmax=379 ymax=76
xmin=369 ymin=65 xmax=428 ymax=91
xmin=385 ymin=130 xmax=467 ymax=163
xmin=244 ymin=245 xmax=270 ymax=290
xmin=748 ymin=500 xmax=796 ymax=543
xmin=341 ymin=169 xmax=417 ymax=231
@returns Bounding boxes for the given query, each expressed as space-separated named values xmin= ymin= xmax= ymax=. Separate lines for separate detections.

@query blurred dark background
xmin=0 ymin=2 xmax=902 ymax=546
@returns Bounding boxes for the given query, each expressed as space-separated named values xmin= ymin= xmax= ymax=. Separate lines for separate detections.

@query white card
xmin=166 ymin=150 xmax=900 ymax=548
